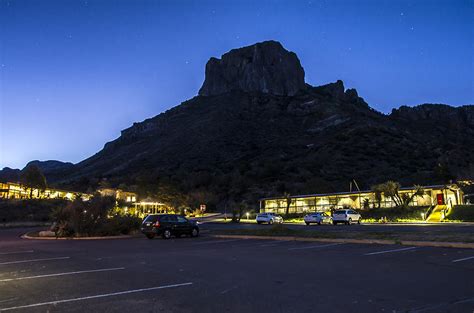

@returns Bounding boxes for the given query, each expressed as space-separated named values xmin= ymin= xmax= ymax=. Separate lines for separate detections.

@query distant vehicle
xmin=256 ymin=213 xmax=284 ymax=225
xmin=304 ymin=212 xmax=332 ymax=225
xmin=141 ymin=214 xmax=199 ymax=239
xmin=332 ymin=209 xmax=362 ymax=225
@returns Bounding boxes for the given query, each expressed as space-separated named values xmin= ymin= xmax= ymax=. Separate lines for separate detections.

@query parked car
xmin=304 ymin=212 xmax=332 ymax=225
xmin=256 ymin=213 xmax=284 ymax=225
xmin=141 ymin=214 xmax=199 ymax=239
xmin=332 ymin=209 xmax=362 ymax=225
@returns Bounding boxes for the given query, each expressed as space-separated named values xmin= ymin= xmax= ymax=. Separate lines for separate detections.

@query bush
xmin=97 ymin=215 xmax=142 ymax=236
xmin=282 ymin=213 xmax=307 ymax=219
xmin=0 ymin=199 xmax=68 ymax=223
xmin=51 ymin=195 xmax=141 ymax=237
xmin=446 ymin=205 xmax=474 ymax=222
xmin=360 ymin=206 xmax=428 ymax=222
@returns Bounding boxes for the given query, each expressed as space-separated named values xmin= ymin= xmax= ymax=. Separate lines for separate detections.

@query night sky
xmin=1 ymin=0 xmax=473 ymax=169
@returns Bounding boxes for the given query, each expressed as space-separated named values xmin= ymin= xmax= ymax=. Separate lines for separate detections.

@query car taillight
xmin=154 ymin=221 xmax=160 ymax=227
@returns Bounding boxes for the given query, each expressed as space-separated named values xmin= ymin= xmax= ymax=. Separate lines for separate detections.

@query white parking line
xmin=288 ymin=243 xmax=344 ymax=251
xmin=452 ymin=256 xmax=474 ymax=263
xmin=0 ymin=267 xmax=125 ymax=282
xmin=0 ymin=250 xmax=34 ymax=256
xmin=192 ymin=239 xmax=242 ymax=245
xmin=0 ymin=282 xmax=193 ymax=311
xmin=364 ymin=247 xmax=417 ymax=256
xmin=0 ymin=257 xmax=70 ymax=265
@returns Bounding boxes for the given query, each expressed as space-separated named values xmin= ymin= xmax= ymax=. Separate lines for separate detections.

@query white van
xmin=332 ymin=209 xmax=362 ymax=225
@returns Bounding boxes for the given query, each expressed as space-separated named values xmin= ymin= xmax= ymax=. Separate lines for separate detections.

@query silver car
xmin=256 ymin=213 xmax=284 ymax=225
xmin=304 ymin=212 xmax=332 ymax=225
xmin=332 ymin=209 xmax=362 ymax=225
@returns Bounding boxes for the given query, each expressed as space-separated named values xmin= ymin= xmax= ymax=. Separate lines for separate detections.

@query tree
xmin=238 ymin=200 xmax=248 ymax=222
xmin=380 ymin=181 xmax=402 ymax=206
xmin=284 ymin=192 xmax=292 ymax=215
xmin=20 ymin=165 xmax=47 ymax=198
xmin=371 ymin=184 xmax=384 ymax=208
xmin=400 ymin=185 xmax=424 ymax=208
xmin=363 ymin=198 xmax=370 ymax=210
xmin=186 ymin=190 xmax=217 ymax=213
xmin=155 ymin=184 xmax=187 ymax=213
xmin=51 ymin=194 xmax=116 ymax=237
xmin=231 ymin=200 xmax=248 ymax=223
xmin=373 ymin=181 xmax=424 ymax=208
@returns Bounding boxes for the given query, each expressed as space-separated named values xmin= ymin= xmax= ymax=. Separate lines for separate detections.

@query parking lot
xmin=0 ymin=227 xmax=473 ymax=312
xmin=204 ymin=220 xmax=474 ymax=234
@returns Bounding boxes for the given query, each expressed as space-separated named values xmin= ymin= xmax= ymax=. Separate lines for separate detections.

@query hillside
xmin=2 ymin=41 xmax=473 ymax=210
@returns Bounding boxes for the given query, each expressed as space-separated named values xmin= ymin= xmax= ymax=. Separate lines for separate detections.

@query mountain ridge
xmin=2 ymin=40 xmax=473 ymax=210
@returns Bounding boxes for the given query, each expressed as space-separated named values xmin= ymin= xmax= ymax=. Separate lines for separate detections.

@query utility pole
xmin=353 ymin=179 xmax=362 ymax=209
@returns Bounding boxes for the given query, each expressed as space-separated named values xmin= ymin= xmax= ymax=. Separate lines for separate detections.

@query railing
xmin=424 ymin=204 xmax=436 ymax=221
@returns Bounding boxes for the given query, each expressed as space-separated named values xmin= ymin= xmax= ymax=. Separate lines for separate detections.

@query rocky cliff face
xmin=390 ymin=104 xmax=474 ymax=129
xmin=26 ymin=160 xmax=74 ymax=172
xmin=198 ymin=41 xmax=306 ymax=96
xmin=2 ymin=40 xmax=472 ymax=208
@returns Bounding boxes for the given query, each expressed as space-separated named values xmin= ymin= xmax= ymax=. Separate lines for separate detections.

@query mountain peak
xmin=198 ymin=40 xmax=306 ymax=97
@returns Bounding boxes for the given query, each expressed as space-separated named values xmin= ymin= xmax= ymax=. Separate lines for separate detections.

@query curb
xmin=21 ymin=232 xmax=139 ymax=240
xmin=211 ymin=234 xmax=474 ymax=249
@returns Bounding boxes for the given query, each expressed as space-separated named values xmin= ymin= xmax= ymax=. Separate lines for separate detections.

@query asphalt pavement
xmin=0 ymin=227 xmax=473 ymax=313
xmin=203 ymin=220 xmax=474 ymax=234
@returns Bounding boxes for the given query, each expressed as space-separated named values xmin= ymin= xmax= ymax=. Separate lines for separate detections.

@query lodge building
xmin=0 ymin=182 xmax=91 ymax=201
xmin=259 ymin=184 xmax=464 ymax=214
xmin=0 ymin=181 xmax=168 ymax=217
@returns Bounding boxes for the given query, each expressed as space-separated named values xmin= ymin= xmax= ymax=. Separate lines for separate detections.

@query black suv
xmin=141 ymin=214 xmax=200 ymax=239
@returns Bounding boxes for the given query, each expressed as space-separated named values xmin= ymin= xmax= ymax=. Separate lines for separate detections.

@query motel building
xmin=0 ymin=182 xmax=91 ymax=201
xmin=0 ymin=182 xmax=170 ymax=218
xmin=259 ymin=184 xmax=464 ymax=217
xmin=97 ymin=188 xmax=137 ymax=203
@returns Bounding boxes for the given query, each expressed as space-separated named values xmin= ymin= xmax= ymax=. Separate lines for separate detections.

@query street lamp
xmin=246 ymin=212 xmax=250 ymax=220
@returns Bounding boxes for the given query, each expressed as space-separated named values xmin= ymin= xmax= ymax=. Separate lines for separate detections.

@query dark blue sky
xmin=1 ymin=0 xmax=473 ymax=169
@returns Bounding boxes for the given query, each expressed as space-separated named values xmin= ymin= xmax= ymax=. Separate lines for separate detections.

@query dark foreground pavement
xmin=0 ymin=227 xmax=473 ymax=313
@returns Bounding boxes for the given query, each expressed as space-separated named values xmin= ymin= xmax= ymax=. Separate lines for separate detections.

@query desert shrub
xmin=98 ymin=215 xmax=142 ymax=236
xmin=0 ymin=199 xmax=67 ymax=223
xmin=231 ymin=208 xmax=241 ymax=222
xmin=282 ymin=212 xmax=307 ymax=219
xmin=51 ymin=195 xmax=140 ymax=237
xmin=361 ymin=206 xmax=428 ymax=222
xmin=446 ymin=205 xmax=474 ymax=222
